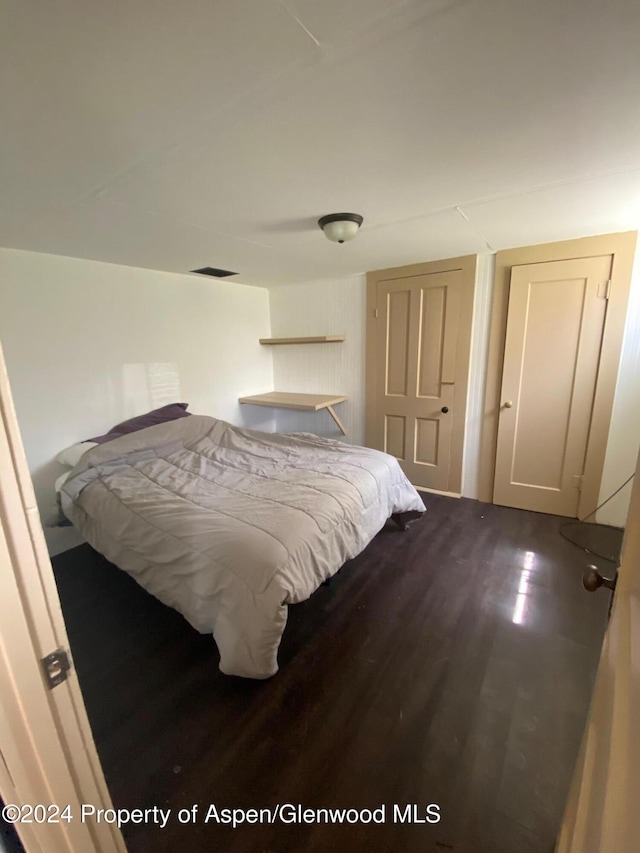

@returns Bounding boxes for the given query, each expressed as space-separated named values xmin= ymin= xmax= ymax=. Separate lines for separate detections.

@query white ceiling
xmin=2 ymin=0 xmax=640 ymax=286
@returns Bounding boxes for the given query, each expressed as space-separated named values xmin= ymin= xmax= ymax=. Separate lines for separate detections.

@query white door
xmin=0 ymin=339 xmax=125 ymax=853
xmin=494 ymin=255 xmax=611 ymax=516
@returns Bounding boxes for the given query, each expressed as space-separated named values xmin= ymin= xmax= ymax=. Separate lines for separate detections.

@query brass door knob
xmin=503 ymin=400 xmax=513 ymax=408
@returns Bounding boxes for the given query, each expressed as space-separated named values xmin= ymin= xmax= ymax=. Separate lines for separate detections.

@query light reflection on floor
xmin=513 ymin=549 xmax=536 ymax=625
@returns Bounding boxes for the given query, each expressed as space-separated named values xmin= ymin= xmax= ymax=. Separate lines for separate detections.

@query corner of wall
xmin=268 ymin=275 xmax=367 ymax=444
xmin=461 ymin=253 xmax=496 ymax=500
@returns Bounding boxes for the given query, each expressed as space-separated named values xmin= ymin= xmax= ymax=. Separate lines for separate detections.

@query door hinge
xmin=41 ymin=648 xmax=71 ymax=689
xmin=598 ymin=280 xmax=612 ymax=299
xmin=374 ymin=308 xmax=379 ymax=318
xmin=574 ymin=474 xmax=584 ymax=493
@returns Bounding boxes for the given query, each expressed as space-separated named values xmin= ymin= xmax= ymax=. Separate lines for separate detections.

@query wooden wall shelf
xmin=239 ymin=391 xmax=347 ymax=434
xmin=259 ymin=336 xmax=345 ymax=345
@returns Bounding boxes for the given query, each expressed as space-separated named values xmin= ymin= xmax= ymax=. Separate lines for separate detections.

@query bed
xmin=60 ymin=415 xmax=425 ymax=678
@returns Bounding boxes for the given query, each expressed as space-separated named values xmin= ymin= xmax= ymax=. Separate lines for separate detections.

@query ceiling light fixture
xmin=318 ymin=212 xmax=363 ymax=244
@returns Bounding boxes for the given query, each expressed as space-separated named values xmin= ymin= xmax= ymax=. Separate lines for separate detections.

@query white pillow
xmin=55 ymin=441 xmax=98 ymax=468
xmin=54 ymin=471 xmax=71 ymax=493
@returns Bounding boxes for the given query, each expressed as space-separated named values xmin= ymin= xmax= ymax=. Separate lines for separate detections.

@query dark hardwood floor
xmin=51 ymin=495 xmax=617 ymax=853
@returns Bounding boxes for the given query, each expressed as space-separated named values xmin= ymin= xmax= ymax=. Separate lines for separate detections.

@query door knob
xmin=441 ymin=406 xmax=449 ymax=414
xmin=503 ymin=400 xmax=513 ymax=408
xmin=583 ymin=565 xmax=617 ymax=593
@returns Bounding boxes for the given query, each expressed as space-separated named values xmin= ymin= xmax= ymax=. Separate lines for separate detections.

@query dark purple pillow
xmin=86 ymin=403 xmax=190 ymax=444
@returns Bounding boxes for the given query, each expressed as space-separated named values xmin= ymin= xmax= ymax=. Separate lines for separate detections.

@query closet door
xmin=493 ymin=255 xmax=611 ymax=516
xmin=366 ymin=257 xmax=476 ymax=493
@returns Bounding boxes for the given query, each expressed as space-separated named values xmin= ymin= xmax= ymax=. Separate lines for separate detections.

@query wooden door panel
xmin=415 ymin=417 xmax=439 ymax=465
xmin=512 ymin=277 xmax=585 ymax=489
xmin=441 ymin=277 xmax=461 ymax=384
xmin=384 ymin=414 xmax=406 ymax=460
xmin=385 ymin=288 xmax=412 ymax=396
xmin=494 ymin=255 xmax=611 ymax=515
xmin=417 ymin=285 xmax=446 ymax=398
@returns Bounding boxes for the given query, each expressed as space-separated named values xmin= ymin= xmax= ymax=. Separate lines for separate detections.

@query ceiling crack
xmin=455 ymin=206 xmax=494 ymax=251
xmin=276 ymin=0 xmax=326 ymax=53
xmin=458 ymin=162 xmax=640 ymax=211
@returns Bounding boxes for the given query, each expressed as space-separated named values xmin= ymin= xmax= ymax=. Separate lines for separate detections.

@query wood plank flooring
xmin=51 ymin=495 xmax=616 ymax=853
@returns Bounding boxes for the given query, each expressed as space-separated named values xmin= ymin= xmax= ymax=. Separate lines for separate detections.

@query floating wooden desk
xmin=238 ymin=391 xmax=347 ymax=435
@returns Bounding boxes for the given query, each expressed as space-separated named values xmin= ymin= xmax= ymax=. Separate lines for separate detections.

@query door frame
xmin=0 ymin=338 xmax=126 ymax=853
xmin=365 ymin=255 xmax=477 ymax=495
xmin=477 ymin=231 xmax=637 ymax=517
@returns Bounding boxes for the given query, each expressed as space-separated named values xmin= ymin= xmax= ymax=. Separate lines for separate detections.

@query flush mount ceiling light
xmin=318 ymin=212 xmax=363 ymax=243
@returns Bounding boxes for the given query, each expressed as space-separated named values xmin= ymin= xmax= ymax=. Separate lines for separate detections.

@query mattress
xmin=61 ymin=415 xmax=425 ymax=678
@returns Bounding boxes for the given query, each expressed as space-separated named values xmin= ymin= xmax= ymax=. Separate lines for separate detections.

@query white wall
xmin=0 ymin=248 xmax=274 ymax=555
xmin=268 ymin=275 xmax=366 ymax=443
xmin=462 ymin=254 xmax=495 ymax=499
xmin=597 ymin=247 xmax=640 ymax=527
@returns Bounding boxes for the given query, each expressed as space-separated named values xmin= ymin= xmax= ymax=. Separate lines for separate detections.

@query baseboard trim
xmin=415 ymin=487 xmax=462 ymax=499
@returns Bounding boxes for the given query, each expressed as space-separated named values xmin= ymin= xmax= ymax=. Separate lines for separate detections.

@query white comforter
xmin=61 ymin=416 xmax=425 ymax=678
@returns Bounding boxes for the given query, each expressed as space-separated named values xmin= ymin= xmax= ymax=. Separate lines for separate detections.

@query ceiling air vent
xmin=191 ymin=266 xmax=237 ymax=278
